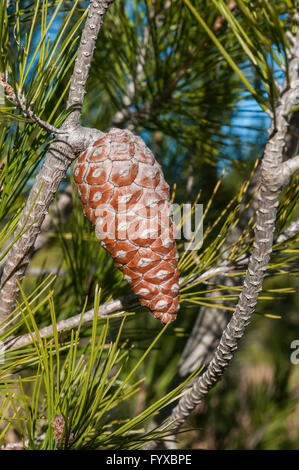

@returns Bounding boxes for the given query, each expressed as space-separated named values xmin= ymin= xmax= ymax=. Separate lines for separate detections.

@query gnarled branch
xmin=0 ymin=0 xmax=115 ymax=322
xmin=147 ymin=23 xmax=299 ymax=444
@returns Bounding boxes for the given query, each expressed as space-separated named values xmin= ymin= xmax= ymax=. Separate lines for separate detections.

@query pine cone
xmin=73 ymin=128 xmax=180 ymax=324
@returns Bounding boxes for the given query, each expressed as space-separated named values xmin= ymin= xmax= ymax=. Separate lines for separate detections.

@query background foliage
xmin=0 ymin=0 xmax=298 ymax=449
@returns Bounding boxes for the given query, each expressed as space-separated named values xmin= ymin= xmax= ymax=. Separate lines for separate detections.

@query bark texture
xmin=163 ymin=28 xmax=299 ymax=429
xmin=0 ymin=1 xmax=115 ymax=321
xmin=141 ymin=28 xmax=299 ymax=444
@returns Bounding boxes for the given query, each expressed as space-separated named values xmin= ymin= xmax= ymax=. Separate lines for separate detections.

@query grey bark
xmin=276 ymin=218 xmax=299 ymax=243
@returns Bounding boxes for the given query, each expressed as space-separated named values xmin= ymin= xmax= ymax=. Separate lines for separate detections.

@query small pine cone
xmin=52 ymin=414 xmax=74 ymax=446
xmin=73 ymin=128 xmax=180 ymax=324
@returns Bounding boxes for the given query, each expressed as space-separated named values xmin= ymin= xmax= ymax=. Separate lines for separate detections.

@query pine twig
xmin=276 ymin=217 xmax=299 ymax=243
xmin=281 ymin=154 xmax=299 ymax=184
xmin=0 ymin=74 xmax=63 ymax=134
xmin=3 ymin=294 xmax=137 ymax=350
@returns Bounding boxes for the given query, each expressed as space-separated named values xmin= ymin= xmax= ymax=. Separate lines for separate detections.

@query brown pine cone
xmin=73 ymin=128 xmax=180 ymax=324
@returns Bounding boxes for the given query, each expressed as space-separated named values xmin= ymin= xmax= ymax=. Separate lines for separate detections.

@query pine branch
xmin=0 ymin=0 xmax=115 ymax=322
xmin=66 ymin=0 xmax=115 ymax=127
xmin=4 ymin=294 xmax=137 ymax=350
xmin=148 ymin=23 xmax=299 ymax=443
xmin=0 ymin=186 xmax=73 ymax=272
xmin=276 ymin=217 xmax=299 ymax=243
xmin=178 ymin=168 xmax=299 ymax=381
